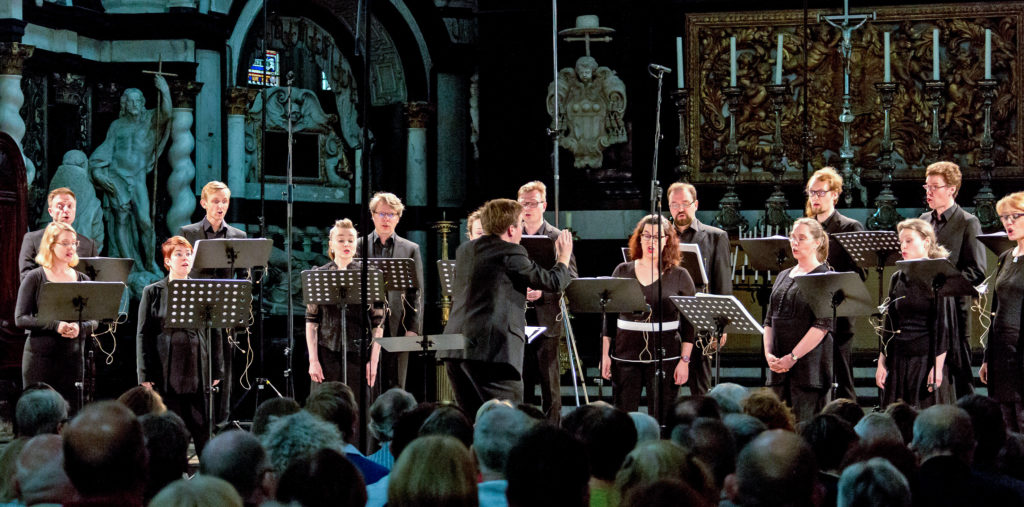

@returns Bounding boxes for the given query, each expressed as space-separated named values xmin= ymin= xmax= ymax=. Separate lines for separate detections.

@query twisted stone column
xmin=0 ymin=42 xmax=34 ymax=147
xmin=167 ymin=80 xmax=203 ymax=233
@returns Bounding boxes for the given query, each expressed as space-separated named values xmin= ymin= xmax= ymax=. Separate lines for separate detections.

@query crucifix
xmin=142 ymin=56 xmax=178 ymax=226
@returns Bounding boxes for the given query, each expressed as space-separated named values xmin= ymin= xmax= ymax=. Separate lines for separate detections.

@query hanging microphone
xmin=648 ymin=63 xmax=673 ymax=73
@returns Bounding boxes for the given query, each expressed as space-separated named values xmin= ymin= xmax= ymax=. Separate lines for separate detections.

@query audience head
xmin=419 ymin=404 xmax=473 ymax=448
xmin=391 ymin=402 xmax=440 ymax=460
xmin=13 ymin=434 xmax=78 ymax=505
xmin=911 ymin=404 xmax=975 ymax=464
xmin=708 ymin=383 xmax=748 ymax=415
xmin=672 ymin=417 xmax=737 ymax=490
xmin=821 ymin=398 xmax=865 ymax=427
xmin=799 ymin=414 xmax=858 ymax=474
xmin=117 ymin=386 xmax=166 ymax=416
xmin=148 ymin=475 xmax=243 ymax=507
xmin=139 ymin=411 xmax=191 ymax=502
xmin=260 ymin=410 xmax=344 ymax=474
xmin=474 ymin=398 xmax=514 ymax=423
xmin=562 ymin=403 xmax=637 ymax=482
xmin=742 ymin=389 xmax=795 ymax=431
xmin=369 ymin=388 xmax=417 ymax=442
xmin=201 ymin=430 xmax=274 ymax=506
xmin=622 ymin=479 xmax=713 ymax=507
xmin=252 ymin=397 xmax=301 ymax=436
xmin=722 ymin=413 xmax=768 ymax=454
xmin=473 ymin=406 xmax=535 ymax=480
xmin=630 ymin=412 xmax=661 ymax=444
xmin=388 ymin=435 xmax=477 ymax=507
xmin=840 ymin=440 xmax=919 ymax=490
xmin=62 ymin=400 xmax=148 ymax=500
xmin=883 ymin=402 xmax=918 ymax=447
xmin=507 ymin=425 xmax=590 ymax=507
xmin=614 ymin=440 xmax=716 ymax=506
xmin=725 ymin=430 xmax=820 ymax=507
xmin=304 ymin=382 xmax=358 ymax=443
xmin=837 ymin=457 xmax=911 ymax=507
xmin=277 ymin=448 xmax=366 ymax=507
xmin=627 ymin=214 xmax=680 ymax=271
xmin=669 ymin=396 xmax=721 ymax=429
xmin=15 ymin=388 xmax=68 ymax=437
xmin=957 ymin=394 xmax=1006 ymax=467
xmin=854 ymin=412 xmax=903 ymax=446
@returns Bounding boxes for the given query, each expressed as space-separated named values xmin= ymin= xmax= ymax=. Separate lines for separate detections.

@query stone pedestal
xmin=167 ymin=80 xmax=203 ymax=234
xmin=405 ymin=101 xmax=430 ymax=207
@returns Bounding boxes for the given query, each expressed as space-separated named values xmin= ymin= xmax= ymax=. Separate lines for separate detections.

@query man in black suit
xmin=517 ymin=181 xmax=577 ymax=424
xmin=666 ymin=182 xmax=732 ymax=397
xmin=920 ymin=161 xmax=986 ymax=397
xmin=177 ymin=180 xmax=247 ymax=422
xmin=806 ymin=167 xmax=865 ymax=402
xmin=359 ymin=192 xmax=423 ymax=390
xmin=440 ymin=198 xmax=573 ymax=417
xmin=19 ymin=188 xmax=99 ymax=280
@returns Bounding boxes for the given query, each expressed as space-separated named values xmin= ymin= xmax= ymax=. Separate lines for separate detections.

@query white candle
xmin=565 ymin=211 xmax=572 ymax=229
xmin=676 ymin=37 xmax=685 ymax=88
xmin=985 ymin=29 xmax=992 ymax=80
xmin=933 ymin=28 xmax=940 ymax=81
xmin=884 ymin=32 xmax=891 ymax=82
xmin=774 ymin=34 xmax=783 ymax=85
xmin=730 ymin=36 xmax=737 ymax=87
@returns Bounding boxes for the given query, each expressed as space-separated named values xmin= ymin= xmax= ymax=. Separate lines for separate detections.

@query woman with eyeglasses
xmin=980 ymin=192 xmax=1024 ymax=431
xmin=763 ymin=218 xmax=834 ymax=422
xmin=601 ymin=215 xmax=695 ymax=417
xmin=15 ymin=221 xmax=96 ymax=408
xmin=874 ymin=219 xmax=954 ymax=410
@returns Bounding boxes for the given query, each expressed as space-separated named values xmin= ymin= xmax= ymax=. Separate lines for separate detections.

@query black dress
xmin=764 ymin=264 xmax=834 ymax=422
xmin=985 ymin=249 xmax=1024 ymax=430
xmin=605 ymin=262 xmax=695 ymax=417
xmin=15 ymin=267 xmax=96 ymax=407
xmin=880 ymin=271 xmax=955 ymax=409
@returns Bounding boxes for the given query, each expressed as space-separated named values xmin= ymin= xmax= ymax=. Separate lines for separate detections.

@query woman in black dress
xmin=763 ymin=218 xmax=834 ymax=422
xmin=137 ymin=236 xmax=222 ymax=452
xmin=875 ymin=218 xmax=954 ymax=409
xmin=15 ymin=222 xmax=95 ymax=408
xmin=981 ymin=192 xmax=1024 ymax=430
xmin=601 ymin=215 xmax=695 ymax=417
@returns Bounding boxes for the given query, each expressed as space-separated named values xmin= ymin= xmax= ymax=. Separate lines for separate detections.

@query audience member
xmin=15 ymin=388 xmax=68 ymax=437
xmin=840 ymin=440 xmax=919 ymax=493
xmin=621 ymin=479 xmax=712 ymax=507
xmin=561 ymin=403 xmax=637 ymax=507
xmin=368 ymin=387 xmax=417 ymax=470
xmin=140 ymin=411 xmax=190 ymax=503
xmin=1001 ymin=432 xmax=1024 ymax=482
xmin=741 ymin=389 xmax=795 ymax=431
xmin=388 ymin=435 xmax=477 ymax=507
xmin=723 ymin=430 xmax=822 ymax=507
xmin=669 ymin=396 xmax=721 ymax=430
xmin=629 ymin=412 xmax=660 ymax=444
xmin=506 ymin=425 xmax=590 ymax=507
xmin=836 ymin=457 xmax=911 ymax=507
xmin=613 ymin=440 xmax=716 ymax=506
xmin=62 ymin=400 xmax=148 ymax=506
xmin=883 ymin=401 xmax=917 ymax=446
xmin=957 ymin=394 xmax=1024 ymax=501
xmin=117 ymin=385 xmax=167 ymax=416
xmin=472 ymin=406 xmax=535 ymax=507
xmin=722 ymin=413 xmax=767 ymax=454
xmin=260 ymin=410 xmax=343 ymax=475
xmin=799 ymin=414 xmax=858 ymax=507
xmin=276 ymin=448 xmax=367 ymax=507
xmin=707 ymin=383 xmax=748 ymax=415
xmin=148 ymin=475 xmax=243 ymax=507
xmin=251 ymin=397 xmax=301 ymax=436
xmin=821 ymin=398 xmax=865 ymax=427
xmin=474 ymin=399 xmax=514 ymax=422
xmin=366 ymin=402 xmax=440 ymax=507
xmin=854 ymin=412 xmax=903 ymax=445
xmin=672 ymin=417 xmax=736 ymax=491
xmin=304 ymin=382 xmax=388 ymax=485
xmin=201 ymin=430 xmax=276 ymax=507
xmin=419 ymin=404 xmax=473 ymax=448
xmin=12 ymin=434 xmax=78 ymax=505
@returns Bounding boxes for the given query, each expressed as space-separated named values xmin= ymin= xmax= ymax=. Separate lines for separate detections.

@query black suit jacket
xmin=358 ymin=232 xmax=424 ymax=336
xmin=19 ymin=228 xmax=99 ymax=281
xmin=680 ymin=218 xmax=733 ymax=295
xmin=177 ymin=219 xmax=248 ymax=278
xmin=920 ymin=205 xmax=987 ymax=285
xmin=440 ymin=235 xmax=571 ymax=375
xmin=526 ymin=220 xmax=578 ymax=337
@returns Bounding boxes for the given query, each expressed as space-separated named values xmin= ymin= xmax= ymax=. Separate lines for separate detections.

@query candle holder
xmin=432 ymin=219 xmax=457 ymax=325
xmin=714 ymin=85 xmax=748 ymax=234
xmin=838 ymin=84 xmax=857 ymax=206
xmin=973 ymin=79 xmax=999 ymax=231
xmin=671 ymin=88 xmax=692 ymax=182
xmin=762 ymin=83 xmax=793 ymax=230
xmin=924 ymin=80 xmax=946 ymax=164
xmin=868 ymin=81 xmax=904 ymax=231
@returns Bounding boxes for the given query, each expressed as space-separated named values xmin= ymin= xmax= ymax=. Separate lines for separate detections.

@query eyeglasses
xmin=374 ymin=212 xmax=398 ymax=220
xmin=56 ymin=241 xmax=80 ymax=249
xmin=668 ymin=201 xmax=695 ymax=211
xmin=922 ymin=184 xmax=951 ymax=193
xmin=640 ymin=234 xmax=665 ymax=242
xmin=518 ymin=200 xmax=544 ymax=209
xmin=788 ymin=235 xmax=813 ymax=243
xmin=805 ymin=189 xmax=830 ymax=198
xmin=999 ymin=212 xmax=1024 ymax=224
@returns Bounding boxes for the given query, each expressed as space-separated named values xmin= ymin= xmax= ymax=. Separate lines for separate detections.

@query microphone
xmin=648 ymin=63 xmax=673 ymax=74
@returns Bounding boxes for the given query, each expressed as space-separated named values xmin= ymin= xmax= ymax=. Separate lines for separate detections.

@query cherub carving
xmin=547 ymin=56 xmax=627 ymax=168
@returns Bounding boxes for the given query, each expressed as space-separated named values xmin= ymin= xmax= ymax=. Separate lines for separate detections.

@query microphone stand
xmin=356 ymin=0 xmax=374 ymax=452
xmin=648 ymin=63 xmax=669 ymax=424
xmin=283 ymin=70 xmax=296 ymax=397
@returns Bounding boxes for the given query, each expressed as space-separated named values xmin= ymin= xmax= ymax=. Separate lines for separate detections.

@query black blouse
xmin=605 ymin=262 xmax=696 ymax=362
xmin=882 ymin=271 xmax=954 ymax=359
xmin=15 ymin=267 xmax=96 ymax=348
xmin=985 ymin=250 xmax=1024 ymax=402
xmin=765 ymin=264 xmax=834 ymax=389
xmin=305 ymin=261 xmax=384 ymax=353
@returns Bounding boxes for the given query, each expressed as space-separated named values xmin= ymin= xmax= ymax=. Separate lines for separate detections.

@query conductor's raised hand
xmin=555 ymin=229 xmax=573 ymax=265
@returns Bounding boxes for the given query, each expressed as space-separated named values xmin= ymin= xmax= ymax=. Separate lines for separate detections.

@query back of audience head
xmin=725 ymin=430 xmax=821 ymax=507
xmin=117 ymin=385 xmax=167 ymax=417
xmin=506 ymin=425 xmax=590 ymax=507
xmin=670 ymin=396 xmax=721 ymax=428
xmin=999 ymin=432 xmax=1024 ymax=481
xmin=201 ymin=430 xmax=274 ymax=505
xmin=388 ymin=435 xmax=476 ymax=507
xmin=14 ymin=434 xmax=78 ymax=505
xmin=140 ymin=411 xmax=190 ymax=502
xmin=672 ymin=417 xmax=737 ymax=490
xmin=840 ymin=440 xmax=918 ymax=488
xmin=260 ymin=410 xmax=343 ymax=474
xmin=910 ymin=405 xmax=975 ymax=464
xmin=622 ymin=479 xmax=713 ymax=507
xmin=369 ymin=388 xmax=417 ymax=442
xmin=16 ymin=388 xmax=68 ymax=437
xmin=854 ymin=412 xmax=903 ymax=445
xmin=419 ymin=404 xmax=473 ymax=448
xmin=277 ymin=448 xmax=366 ymax=507
xmin=883 ymin=401 xmax=917 ymax=448
xmin=630 ymin=412 xmax=660 ymax=444
xmin=562 ymin=403 xmax=637 ymax=483
xmin=708 ymin=383 xmax=748 ymax=415
xmin=837 ymin=457 xmax=911 ymax=507
xmin=252 ymin=397 xmax=301 ymax=436
xmin=473 ymin=406 xmax=535 ymax=480
xmin=391 ymin=402 xmax=440 ymax=460
xmin=723 ymin=413 xmax=768 ymax=454
xmin=799 ymin=414 xmax=858 ymax=474
xmin=742 ymin=389 xmax=795 ymax=431
xmin=148 ymin=475 xmax=243 ymax=507
xmin=305 ymin=382 xmax=357 ymax=443
xmin=614 ymin=440 xmax=716 ymax=506
xmin=62 ymin=400 xmax=147 ymax=500
xmin=474 ymin=398 xmax=514 ymax=422
xmin=821 ymin=398 xmax=865 ymax=427
xmin=957 ymin=394 xmax=1006 ymax=467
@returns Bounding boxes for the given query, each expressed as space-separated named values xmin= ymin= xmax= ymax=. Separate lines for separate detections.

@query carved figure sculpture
xmin=547 ymin=56 xmax=627 ymax=168
xmin=49 ymin=149 xmax=104 ymax=248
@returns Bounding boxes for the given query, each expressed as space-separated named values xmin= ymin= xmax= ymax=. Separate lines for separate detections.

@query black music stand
xmin=621 ymin=247 xmax=631 ymax=263
xmin=896 ymin=258 xmax=976 ymax=404
xmin=670 ymin=293 xmax=764 ymax=387
xmin=365 ymin=257 xmax=419 ymax=295
xmin=375 ymin=334 xmax=465 ymax=401
xmin=740 ymin=236 xmax=796 ymax=383
xmin=793 ymin=272 xmax=875 ymax=399
xmin=74 ymin=257 xmax=134 ymax=282
xmin=521 ymin=235 xmax=556 ymax=270
xmin=679 ymin=243 xmax=709 ymax=289
xmin=437 ymin=260 xmax=456 ymax=299
xmin=977 ymin=232 xmax=1015 ymax=256
xmin=165 ymin=279 xmax=253 ymax=440
xmin=301 ymin=268 xmax=386 ymax=382
xmin=38 ymin=282 xmax=126 ymax=411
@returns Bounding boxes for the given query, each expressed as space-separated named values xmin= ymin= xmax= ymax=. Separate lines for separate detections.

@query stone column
xmin=404 ymin=101 xmax=430 ymax=207
xmin=0 ymin=42 xmax=34 ymax=147
xmin=167 ymin=80 xmax=203 ymax=234
xmin=226 ymin=87 xmax=257 ymax=197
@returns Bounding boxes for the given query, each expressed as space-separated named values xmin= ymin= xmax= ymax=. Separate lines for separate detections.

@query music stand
xmin=165 ymin=279 xmax=253 ymax=440
xmin=792 ymin=272 xmax=876 ymax=398
xmin=38 ymin=282 xmax=126 ymax=411
xmin=74 ymin=257 xmax=134 ymax=282
xmin=365 ymin=258 xmax=419 ymax=294
xmin=375 ymin=334 xmax=465 ymax=400
xmin=977 ymin=232 xmax=1015 ymax=256
xmin=302 ymin=268 xmax=386 ymax=382
xmin=670 ymin=293 xmax=764 ymax=387
xmin=521 ymin=235 xmax=556 ymax=270
xmin=621 ymin=247 xmax=630 ymax=263
xmin=679 ymin=243 xmax=709 ymax=289
xmin=437 ymin=260 xmax=456 ymax=298
xmin=896 ymin=258 xmax=976 ymax=403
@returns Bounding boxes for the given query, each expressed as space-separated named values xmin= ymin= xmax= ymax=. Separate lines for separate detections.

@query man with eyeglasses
xmin=805 ymin=167 xmax=865 ymax=402
xmin=19 ymin=188 xmax=99 ymax=281
xmin=360 ymin=191 xmax=423 ymax=390
xmin=665 ymin=182 xmax=731 ymax=396
xmin=920 ymin=161 xmax=986 ymax=397
xmin=516 ymin=181 xmax=577 ymax=423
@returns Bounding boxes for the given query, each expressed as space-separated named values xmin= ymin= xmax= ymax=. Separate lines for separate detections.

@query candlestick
xmin=883 ymin=32 xmax=891 ymax=82
xmin=932 ymin=28 xmax=940 ymax=81
xmin=985 ymin=29 xmax=992 ymax=80
xmin=676 ymin=37 xmax=685 ymax=88
xmin=730 ymin=36 xmax=737 ymax=87
xmin=774 ymin=34 xmax=783 ymax=85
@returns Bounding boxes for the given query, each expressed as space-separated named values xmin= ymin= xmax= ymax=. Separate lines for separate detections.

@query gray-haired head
xmin=837 ymin=457 xmax=911 ymax=507
xmin=201 ymin=430 xmax=270 ymax=503
xmin=14 ymin=434 xmax=78 ymax=505
xmin=16 ymin=388 xmax=68 ymax=437
xmin=259 ymin=410 xmax=344 ymax=474
xmin=369 ymin=388 xmax=417 ymax=441
xmin=708 ymin=383 xmax=748 ymax=414
xmin=911 ymin=405 xmax=975 ymax=463
xmin=855 ymin=412 xmax=903 ymax=446
xmin=473 ymin=406 xmax=535 ymax=479
xmin=629 ymin=412 xmax=660 ymax=444
xmin=722 ymin=413 xmax=767 ymax=454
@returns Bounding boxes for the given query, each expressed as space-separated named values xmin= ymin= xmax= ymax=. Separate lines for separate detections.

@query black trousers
xmin=769 ymin=379 xmax=829 ymax=423
xmin=687 ymin=353 xmax=712 ymax=397
xmin=446 ymin=360 xmax=523 ymax=419
xmin=164 ymin=390 xmax=209 ymax=454
xmin=380 ymin=350 xmax=409 ymax=390
xmin=950 ymin=296 xmax=976 ymax=397
xmin=833 ymin=324 xmax=858 ymax=402
xmin=523 ymin=335 xmax=561 ymax=424
xmin=612 ymin=360 xmax=679 ymax=421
